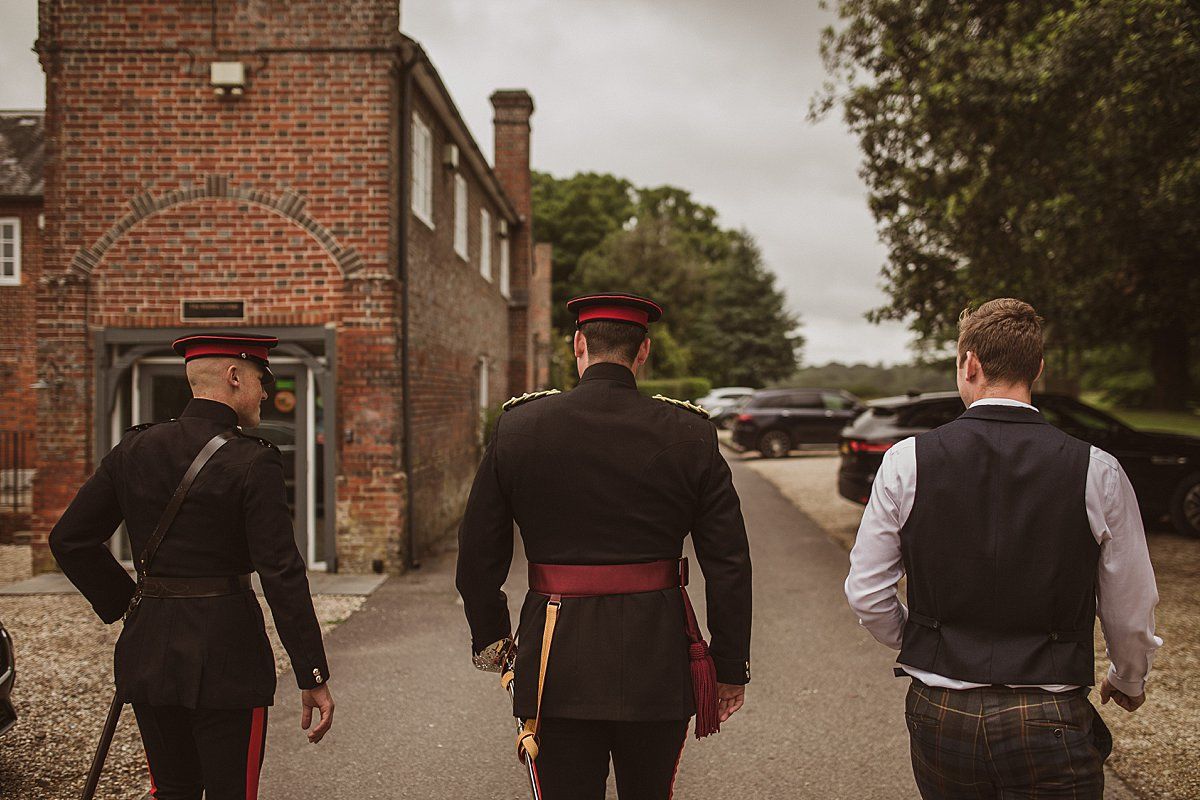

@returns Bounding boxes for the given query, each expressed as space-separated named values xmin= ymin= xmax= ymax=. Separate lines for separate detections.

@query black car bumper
xmin=731 ymin=426 xmax=758 ymax=451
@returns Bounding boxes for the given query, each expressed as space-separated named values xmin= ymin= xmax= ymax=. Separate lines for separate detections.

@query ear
xmin=1034 ymin=358 xmax=1045 ymax=384
xmin=573 ymin=330 xmax=586 ymax=359
xmin=636 ymin=337 xmax=651 ymax=367
xmin=226 ymin=363 xmax=242 ymax=389
xmin=964 ymin=351 xmax=981 ymax=381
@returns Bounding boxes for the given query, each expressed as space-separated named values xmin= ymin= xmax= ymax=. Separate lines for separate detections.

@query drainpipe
xmin=397 ymin=47 xmax=422 ymax=571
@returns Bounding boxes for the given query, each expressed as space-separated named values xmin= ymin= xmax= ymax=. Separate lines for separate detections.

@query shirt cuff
xmin=713 ymin=656 xmax=751 ymax=685
xmin=1106 ymin=664 xmax=1145 ymax=698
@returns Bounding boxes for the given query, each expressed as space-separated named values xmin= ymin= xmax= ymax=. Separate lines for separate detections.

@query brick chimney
xmin=490 ymin=89 xmax=537 ymax=393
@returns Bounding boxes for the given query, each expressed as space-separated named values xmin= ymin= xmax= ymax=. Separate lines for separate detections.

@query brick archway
xmin=68 ymin=174 xmax=365 ymax=278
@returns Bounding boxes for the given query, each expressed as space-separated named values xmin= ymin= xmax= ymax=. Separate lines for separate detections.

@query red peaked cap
xmin=171 ymin=332 xmax=279 ymax=385
xmin=567 ymin=293 xmax=663 ymax=330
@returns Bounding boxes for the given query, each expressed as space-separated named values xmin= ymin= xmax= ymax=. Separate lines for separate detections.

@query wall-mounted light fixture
xmin=498 ymin=219 xmax=509 ymax=238
xmin=210 ymin=62 xmax=246 ymax=97
xmin=443 ymin=143 xmax=460 ymax=170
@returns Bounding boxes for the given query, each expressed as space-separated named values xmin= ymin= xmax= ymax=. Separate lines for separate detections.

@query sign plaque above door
xmin=180 ymin=299 xmax=246 ymax=321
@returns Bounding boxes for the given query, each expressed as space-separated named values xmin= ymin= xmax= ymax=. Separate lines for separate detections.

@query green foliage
xmin=637 ymin=378 xmax=713 ymax=403
xmin=775 ymin=361 xmax=956 ymax=400
xmin=817 ymin=0 xmax=1200 ymax=408
xmin=534 ymin=171 xmax=801 ymax=387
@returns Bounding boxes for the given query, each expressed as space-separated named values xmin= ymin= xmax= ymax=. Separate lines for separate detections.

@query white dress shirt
xmin=845 ymin=397 xmax=1162 ymax=695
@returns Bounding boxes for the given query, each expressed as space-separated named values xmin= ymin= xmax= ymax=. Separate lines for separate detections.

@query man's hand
xmin=1100 ymin=676 xmax=1145 ymax=713
xmin=717 ymin=683 xmax=745 ymax=723
xmin=301 ymin=684 xmax=335 ymax=743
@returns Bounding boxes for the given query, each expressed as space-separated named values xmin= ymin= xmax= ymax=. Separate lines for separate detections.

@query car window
xmin=783 ymin=392 xmax=822 ymax=409
xmin=822 ymin=392 xmax=853 ymax=411
xmin=1039 ymin=398 xmax=1122 ymax=435
xmin=900 ymin=400 xmax=964 ymax=429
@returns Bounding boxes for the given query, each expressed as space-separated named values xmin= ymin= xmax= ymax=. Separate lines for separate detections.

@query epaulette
xmin=236 ymin=430 xmax=279 ymax=450
xmin=651 ymin=394 xmax=711 ymax=419
xmin=502 ymin=389 xmax=561 ymax=412
xmin=124 ymin=421 xmax=163 ymax=434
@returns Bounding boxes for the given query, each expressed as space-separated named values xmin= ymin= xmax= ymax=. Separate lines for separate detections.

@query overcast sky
xmin=0 ymin=0 xmax=916 ymax=366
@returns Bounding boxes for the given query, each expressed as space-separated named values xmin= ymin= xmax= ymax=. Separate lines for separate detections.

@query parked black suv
xmin=0 ymin=618 xmax=14 ymax=735
xmin=733 ymin=389 xmax=865 ymax=457
xmin=838 ymin=392 xmax=1200 ymax=538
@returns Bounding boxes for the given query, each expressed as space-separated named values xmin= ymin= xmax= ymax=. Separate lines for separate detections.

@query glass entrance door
xmin=130 ymin=360 xmax=323 ymax=566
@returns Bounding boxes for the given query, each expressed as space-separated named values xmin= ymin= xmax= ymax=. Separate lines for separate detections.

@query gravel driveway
xmin=741 ymin=449 xmax=1200 ymax=800
xmin=0 ymin=592 xmax=363 ymax=800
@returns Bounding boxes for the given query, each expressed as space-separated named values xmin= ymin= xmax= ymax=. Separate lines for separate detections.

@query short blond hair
xmin=957 ymin=299 xmax=1044 ymax=386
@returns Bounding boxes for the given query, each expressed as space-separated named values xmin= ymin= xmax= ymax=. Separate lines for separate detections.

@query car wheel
xmin=1169 ymin=473 xmax=1200 ymax=538
xmin=758 ymin=430 xmax=791 ymax=459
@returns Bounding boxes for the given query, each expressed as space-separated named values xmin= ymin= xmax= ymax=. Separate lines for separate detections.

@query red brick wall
xmin=31 ymin=0 xmax=405 ymax=573
xmin=0 ymin=201 xmax=41 ymax=446
xmin=491 ymin=91 xmax=537 ymax=394
xmin=0 ymin=201 xmax=40 ymax=541
xmin=406 ymin=91 xmax=512 ymax=554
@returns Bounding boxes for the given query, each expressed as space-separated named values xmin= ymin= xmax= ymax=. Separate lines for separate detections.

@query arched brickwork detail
xmin=68 ymin=174 xmax=365 ymax=278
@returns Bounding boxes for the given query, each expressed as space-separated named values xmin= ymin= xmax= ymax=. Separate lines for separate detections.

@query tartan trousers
xmin=905 ymin=681 xmax=1113 ymax=800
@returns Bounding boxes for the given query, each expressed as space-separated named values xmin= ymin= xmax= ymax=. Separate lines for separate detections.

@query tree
xmin=531 ymin=172 xmax=636 ymax=331
xmin=692 ymin=232 xmax=804 ymax=386
xmin=535 ymin=171 xmax=801 ymax=387
xmin=817 ymin=0 xmax=1200 ymax=407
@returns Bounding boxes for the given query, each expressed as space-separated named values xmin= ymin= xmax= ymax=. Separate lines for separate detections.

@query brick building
xmin=0 ymin=112 xmax=44 ymax=541
xmin=9 ymin=1 xmax=551 ymax=574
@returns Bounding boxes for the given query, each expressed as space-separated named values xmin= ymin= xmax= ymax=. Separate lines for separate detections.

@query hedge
xmin=637 ymin=377 xmax=712 ymax=402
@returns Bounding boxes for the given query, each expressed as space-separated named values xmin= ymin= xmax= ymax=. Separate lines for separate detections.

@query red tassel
xmin=689 ymin=639 xmax=720 ymax=739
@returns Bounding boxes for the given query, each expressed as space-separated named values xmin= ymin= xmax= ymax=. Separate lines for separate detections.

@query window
xmin=900 ymin=400 xmax=964 ymax=429
xmin=454 ymin=174 xmax=468 ymax=259
xmin=480 ymin=209 xmax=492 ymax=281
xmin=499 ymin=237 xmax=511 ymax=298
xmin=822 ymin=392 xmax=853 ymax=411
xmin=411 ymin=115 xmax=434 ymax=228
xmin=0 ymin=218 xmax=19 ymax=286
xmin=782 ymin=393 xmax=822 ymax=409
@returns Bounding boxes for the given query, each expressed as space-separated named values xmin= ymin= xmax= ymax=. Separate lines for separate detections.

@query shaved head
xmin=184 ymin=357 xmax=268 ymax=427
xmin=185 ymin=357 xmax=239 ymax=392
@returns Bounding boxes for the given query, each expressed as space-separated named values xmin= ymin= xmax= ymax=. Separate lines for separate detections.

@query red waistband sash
xmin=527 ymin=558 xmax=720 ymax=739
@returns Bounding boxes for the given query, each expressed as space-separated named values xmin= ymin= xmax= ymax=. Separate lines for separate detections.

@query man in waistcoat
xmin=457 ymin=293 xmax=753 ymax=800
xmin=50 ymin=333 xmax=334 ymax=800
xmin=846 ymin=298 xmax=1160 ymax=799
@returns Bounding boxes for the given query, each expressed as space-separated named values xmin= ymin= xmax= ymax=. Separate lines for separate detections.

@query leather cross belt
xmin=139 ymin=574 xmax=253 ymax=599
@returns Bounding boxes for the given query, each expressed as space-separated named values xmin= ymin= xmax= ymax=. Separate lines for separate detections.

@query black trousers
xmin=534 ymin=717 xmax=689 ymax=800
xmin=132 ymin=704 xmax=268 ymax=800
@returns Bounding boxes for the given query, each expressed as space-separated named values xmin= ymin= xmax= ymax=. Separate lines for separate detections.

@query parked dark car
xmin=0 ymin=618 xmax=15 ymax=735
xmin=838 ymin=392 xmax=1200 ymax=538
xmin=733 ymin=389 xmax=865 ymax=457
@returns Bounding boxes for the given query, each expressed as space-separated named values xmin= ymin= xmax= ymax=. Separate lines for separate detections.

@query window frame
xmin=453 ymin=174 xmax=468 ymax=260
xmin=479 ymin=208 xmax=492 ymax=281
xmin=0 ymin=217 xmax=20 ymax=286
xmin=411 ymin=115 xmax=434 ymax=229
xmin=499 ymin=236 xmax=511 ymax=298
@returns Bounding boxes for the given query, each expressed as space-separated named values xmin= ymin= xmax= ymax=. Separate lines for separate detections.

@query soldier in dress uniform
xmin=50 ymin=332 xmax=335 ymax=800
xmin=457 ymin=293 xmax=753 ymax=799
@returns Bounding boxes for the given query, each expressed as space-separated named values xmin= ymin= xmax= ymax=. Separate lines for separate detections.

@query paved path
xmin=261 ymin=459 xmax=921 ymax=798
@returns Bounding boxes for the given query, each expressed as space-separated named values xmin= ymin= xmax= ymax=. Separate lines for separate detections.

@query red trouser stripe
xmin=146 ymin=756 xmax=159 ymax=799
xmin=668 ymin=735 xmax=686 ymax=800
xmin=245 ymin=707 xmax=267 ymax=800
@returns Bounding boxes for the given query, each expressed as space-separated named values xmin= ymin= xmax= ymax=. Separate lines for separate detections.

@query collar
xmin=969 ymin=397 xmax=1038 ymax=412
xmin=180 ymin=397 xmax=240 ymax=427
xmin=578 ymin=361 xmax=638 ymax=388
xmin=961 ymin=400 xmax=1046 ymax=425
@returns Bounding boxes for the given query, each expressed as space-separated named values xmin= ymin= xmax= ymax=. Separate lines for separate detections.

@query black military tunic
xmin=49 ymin=398 xmax=329 ymax=709
xmin=456 ymin=361 xmax=753 ymax=723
